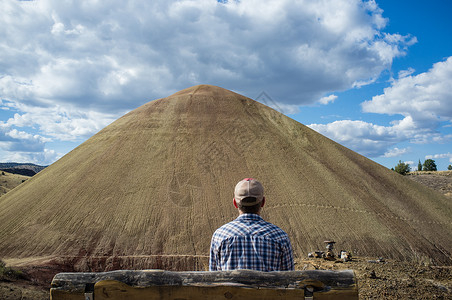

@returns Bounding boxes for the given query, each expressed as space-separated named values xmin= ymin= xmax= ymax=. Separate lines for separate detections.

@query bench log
xmin=50 ymin=269 xmax=358 ymax=299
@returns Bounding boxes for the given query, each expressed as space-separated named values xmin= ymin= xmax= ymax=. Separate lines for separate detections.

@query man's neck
xmin=238 ymin=211 xmax=260 ymax=216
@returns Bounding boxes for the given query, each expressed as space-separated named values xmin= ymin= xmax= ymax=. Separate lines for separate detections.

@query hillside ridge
xmin=0 ymin=163 xmax=46 ymax=176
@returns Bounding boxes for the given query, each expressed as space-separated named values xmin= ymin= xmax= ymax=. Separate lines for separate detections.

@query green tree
xmin=417 ymin=160 xmax=422 ymax=171
xmin=422 ymin=159 xmax=437 ymax=171
xmin=448 ymin=164 xmax=452 ymax=170
xmin=394 ymin=160 xmax=410 ymax=175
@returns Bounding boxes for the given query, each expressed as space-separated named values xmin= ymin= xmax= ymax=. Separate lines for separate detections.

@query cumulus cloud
xmin=426 ymin=153 xmax=452 ymax=163
xmin=384 ymin=147 xmax=410 ymax=158
xmin=404 ymin=160 xmax=414 ymax=166
xmin=362 ymin=57 xmax=452 ymax=131
xmin=308 ymin=116 xmax=448 ymax=158
xmin=0 ymin=126 xmax=47 ymax=152
xmin=318 ymin=94 xmax=338 ymax=105
xmin=308 ymin=120 xmax=401 ymax=157
xmin=0 ymin=123 xmax=59 ymax=164
xmin=310 ymin=57 xmax=452 ymax=157
xmin=0 ymin=149 xmax=59 ymax=166
xmin=1 ymin=0 xmax=414 ymax=109
xmin=3 ymin=105 xmax=117 ymax=141
xmin=0 ymin=0 xmax=417 ymax=164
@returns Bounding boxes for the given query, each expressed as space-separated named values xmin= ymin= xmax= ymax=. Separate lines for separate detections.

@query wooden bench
xmin=50 ymin=269 xmax=358 ymax=299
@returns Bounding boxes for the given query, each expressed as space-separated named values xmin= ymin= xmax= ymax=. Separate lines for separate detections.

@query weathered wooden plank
xmin=50 ymin=269 xmax=358 ymax=300
xmin=94 ymin=280 xmax=305 ymax=300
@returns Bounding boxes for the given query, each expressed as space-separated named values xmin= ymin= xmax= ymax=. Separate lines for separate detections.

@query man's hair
xmin=237 ymin=197 xmax=262 ymax=214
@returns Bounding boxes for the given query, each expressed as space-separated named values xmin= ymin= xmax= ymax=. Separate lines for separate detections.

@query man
xmin=209 ymin=178 xmax=294 ymax=271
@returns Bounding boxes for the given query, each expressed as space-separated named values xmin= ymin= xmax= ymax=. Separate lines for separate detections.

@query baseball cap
xmin=234 ymin=178 xmax=264 ymax=206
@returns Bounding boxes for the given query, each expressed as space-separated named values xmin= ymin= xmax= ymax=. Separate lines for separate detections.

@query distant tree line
xmin=393 ymin=159 xmax=439 ymax=175
xmin=0 ymin=168 xmax=36 ymax=176
xmin=0 ymin=163 xmax=46 ymax=176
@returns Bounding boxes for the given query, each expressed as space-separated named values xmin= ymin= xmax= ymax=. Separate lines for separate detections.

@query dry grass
xmin=408 ymin=171 xmax=452 ymax=175
xmin=407 ymin=171 xmax=452 ymax=199
xmin=0 ymin=171 xmax=30 ymax=196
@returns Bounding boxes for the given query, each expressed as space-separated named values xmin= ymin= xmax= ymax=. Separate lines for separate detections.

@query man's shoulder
xmin=212 ymin=215 xmax=261 ymax=239
xmin=264 ymin=221 xmax=287 ymax=232
xmin=259 ymin=221 xmax=290 ymax=239
xmin=213 ymin=220 xmax=243 ymax=236
xmin=213 ymin=216 xmax=289 ymax=240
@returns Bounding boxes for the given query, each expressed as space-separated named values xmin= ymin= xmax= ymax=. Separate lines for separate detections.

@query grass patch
xmin=0 ymin=259 xmax=25 ymax=281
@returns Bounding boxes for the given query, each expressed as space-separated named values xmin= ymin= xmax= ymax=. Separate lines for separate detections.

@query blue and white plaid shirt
xmin=209 ymin=214 xmax=294 ymax=271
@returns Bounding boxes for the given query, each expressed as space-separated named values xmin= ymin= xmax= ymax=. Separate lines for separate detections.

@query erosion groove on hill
xmin=0 ymin=85 xmax=450 ymax=278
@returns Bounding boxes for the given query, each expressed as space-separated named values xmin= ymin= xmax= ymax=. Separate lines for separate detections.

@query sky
xmin=0 ymin=0 xmax=451 ymax=170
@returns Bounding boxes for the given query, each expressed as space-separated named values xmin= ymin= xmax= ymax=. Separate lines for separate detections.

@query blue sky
xmin=1 ymin=0 xmax=451 ymax=170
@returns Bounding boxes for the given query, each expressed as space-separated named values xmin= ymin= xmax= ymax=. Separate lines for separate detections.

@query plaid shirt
xmin=209 ymin=214 xmax=294 ymax=271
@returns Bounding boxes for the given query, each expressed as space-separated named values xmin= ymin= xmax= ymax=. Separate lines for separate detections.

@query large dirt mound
xmin=0 ymin=85 xmax=451 ymax=273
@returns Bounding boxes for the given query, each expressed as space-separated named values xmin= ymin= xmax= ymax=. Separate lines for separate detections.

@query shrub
xmin=394 ymin=160 xmax=410 ymax=175
xmin=0 ymin=259 xmax=24 ymax=280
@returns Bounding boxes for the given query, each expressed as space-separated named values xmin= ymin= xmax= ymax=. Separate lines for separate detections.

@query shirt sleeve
xmin=281 ymin=237 xmax=295 ymax=271
xmin=209 ymin=234 xmax=218 ymax=271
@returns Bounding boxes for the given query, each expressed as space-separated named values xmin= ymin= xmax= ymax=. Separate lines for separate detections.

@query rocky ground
xmin=1 ymin=171 xmax=451 ymax=299
xmin=299 ymin=257 xmax=451 ymax=299
xmin=0 ymin=280 xmax=48 ymax=300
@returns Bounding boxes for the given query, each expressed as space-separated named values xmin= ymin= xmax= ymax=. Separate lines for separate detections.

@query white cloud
xmin=0 ymin=126 xmax=47 ymax=153
xmin=0 ymin=0 xmax=417 ymax=164
xmin=308 ymin=57 xmax=452 ymax=158
xmin=398 ymin=67 xmax=415 ymax=78
xmin=308 ymin=120 xmax=401 ymax=157
xmin=383 ymin=147 xmax=410 ymax=158
xmin=362 ymin=57 xmax=452 ymax=132
xmin=0 ymin=101 xmax=115 ymax=164
xmin=0 ymin=148 xmax=59 ymax=166
xmin=308 ymin=115 xmax=448 ymax=158
xmin=426 ymin=153 xmax=452 ymax=163
xmin=1 ymin=0 xmax=414 ymax=109
xmin=4 ymin=107 xmax=116 ymax=141
xmin=318 ymin=94 xmax=338 ymax=105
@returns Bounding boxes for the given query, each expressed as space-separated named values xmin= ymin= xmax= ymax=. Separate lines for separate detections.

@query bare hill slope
xmin=0 ymin=171 xmax=30 ymax=196
xmin=0 ymin=85 xmax=450 ymax=273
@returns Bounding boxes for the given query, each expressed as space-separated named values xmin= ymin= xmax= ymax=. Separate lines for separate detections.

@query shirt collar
xmin=235 ymin=213 xmax=263 ymax=222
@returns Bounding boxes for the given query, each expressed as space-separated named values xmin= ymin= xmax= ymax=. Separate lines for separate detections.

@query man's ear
xmin=233 ymin=198 xmax=238 ymax=208
xmin=261 ymin=197 xmax=266 ymax=207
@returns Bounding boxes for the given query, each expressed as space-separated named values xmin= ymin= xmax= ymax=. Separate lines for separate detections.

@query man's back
xmin=209 ymin=213 xmax=294 ymax=271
